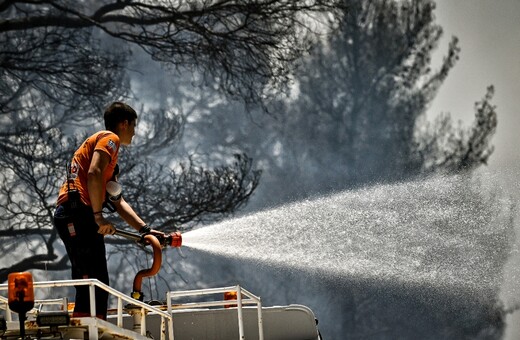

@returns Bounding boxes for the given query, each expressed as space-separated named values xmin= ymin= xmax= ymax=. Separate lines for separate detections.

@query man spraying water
xmin=53 ymin=102 xmax=165 ymax=319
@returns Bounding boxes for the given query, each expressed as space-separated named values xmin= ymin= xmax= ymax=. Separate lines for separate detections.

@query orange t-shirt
xmin=57 ymin=131 xmax=120 ymax=207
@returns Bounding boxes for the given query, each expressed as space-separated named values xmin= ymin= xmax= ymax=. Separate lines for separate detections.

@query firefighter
xmin=53 ymin=101 xmax=164 ymax=319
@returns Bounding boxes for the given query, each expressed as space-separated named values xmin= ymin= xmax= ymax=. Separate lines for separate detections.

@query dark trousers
xmin=54 ymin=203 xmax=109 ymax=319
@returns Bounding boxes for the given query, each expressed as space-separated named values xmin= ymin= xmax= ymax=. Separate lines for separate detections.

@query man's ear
xmin=119 ymin=120 xmax=129 ymax=130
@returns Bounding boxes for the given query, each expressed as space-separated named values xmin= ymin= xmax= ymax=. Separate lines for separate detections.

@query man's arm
xmin=89 ymin=150 xmax=164 ymax=236
xmin=113 ymin=197 xmax=147 ymax=232
xmin=88 ymin=150 xmax=115 ymax=235
xmin=113 ymin=198 xmax=166 ymax=237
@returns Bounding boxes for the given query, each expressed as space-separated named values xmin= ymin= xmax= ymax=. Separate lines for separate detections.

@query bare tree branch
xmin=1 ymin=0 xmax=344 ymax=105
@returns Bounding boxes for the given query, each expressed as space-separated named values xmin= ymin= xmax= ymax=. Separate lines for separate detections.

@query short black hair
xmin=103 ymin=102 xmax=137 ymax=132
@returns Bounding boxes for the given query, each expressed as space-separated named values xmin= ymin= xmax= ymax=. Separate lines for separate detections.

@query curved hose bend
xmin=132 ymin=234 xmax=163 ymax=295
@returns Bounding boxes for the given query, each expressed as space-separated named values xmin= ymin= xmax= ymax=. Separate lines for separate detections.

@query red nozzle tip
xmin=170 ymin=232 xmax=182 ymax=248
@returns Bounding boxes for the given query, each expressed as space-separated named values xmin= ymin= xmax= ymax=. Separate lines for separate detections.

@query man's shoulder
xmin=90 ymin=131 xmax=120 ymax=145
xmin=91 ymin=130 xmax=118 ymax=140
xmin=92 ymin=130 xmax=120 ymax=156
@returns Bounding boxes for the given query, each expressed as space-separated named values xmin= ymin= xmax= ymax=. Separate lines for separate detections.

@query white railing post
xmin=236 ymin=285 xmax=245 ymax=340
xmin=88 ymin=283 xmax=98 ymax=340
xmin=167 ymin=291 xmax=175 ymax=340
xmin=117 ymin=297 xmax=123 ymax=328
xmin=257 ymin=298 xmax=264 ymax=340
xmin=89 ymin=284 xmax=96 ymax=317
xmin=141 ymin=307 xmax=146 ymax=336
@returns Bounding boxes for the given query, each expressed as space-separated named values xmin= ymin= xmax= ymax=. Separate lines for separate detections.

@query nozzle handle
xmin=114 ymin=228 xmax=141 ymax=242
xmin=114 ymin=228 xmax=182 ymax=248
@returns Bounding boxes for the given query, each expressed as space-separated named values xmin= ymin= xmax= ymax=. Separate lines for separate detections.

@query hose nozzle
xmin=165 ymin=231 xmax=182 ymax=248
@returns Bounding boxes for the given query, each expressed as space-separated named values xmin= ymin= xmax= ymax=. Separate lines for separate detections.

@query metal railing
xmin=0 ymin=278 xmax=173 ymax=340
xmin=167 ymin=285 xmax=264 ymax=340
xmin=1 ymin=280 xmax=265 ymax=340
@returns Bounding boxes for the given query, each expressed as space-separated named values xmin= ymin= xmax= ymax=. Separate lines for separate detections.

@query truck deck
xmin=0 ymin=278 xmax=321 ymax=340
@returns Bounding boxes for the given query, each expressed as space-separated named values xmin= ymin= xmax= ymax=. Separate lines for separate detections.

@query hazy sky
xmin=431 ymin=0 xmax=520 ymax=170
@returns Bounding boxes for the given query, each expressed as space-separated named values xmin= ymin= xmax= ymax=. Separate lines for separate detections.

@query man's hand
xmin=95 ymin=214 xmax=116 ymax=235
xmin=149 ymin=229 xmax=166 ymax=238
xmin=138 ymin=225 xmax=165 ymax=238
